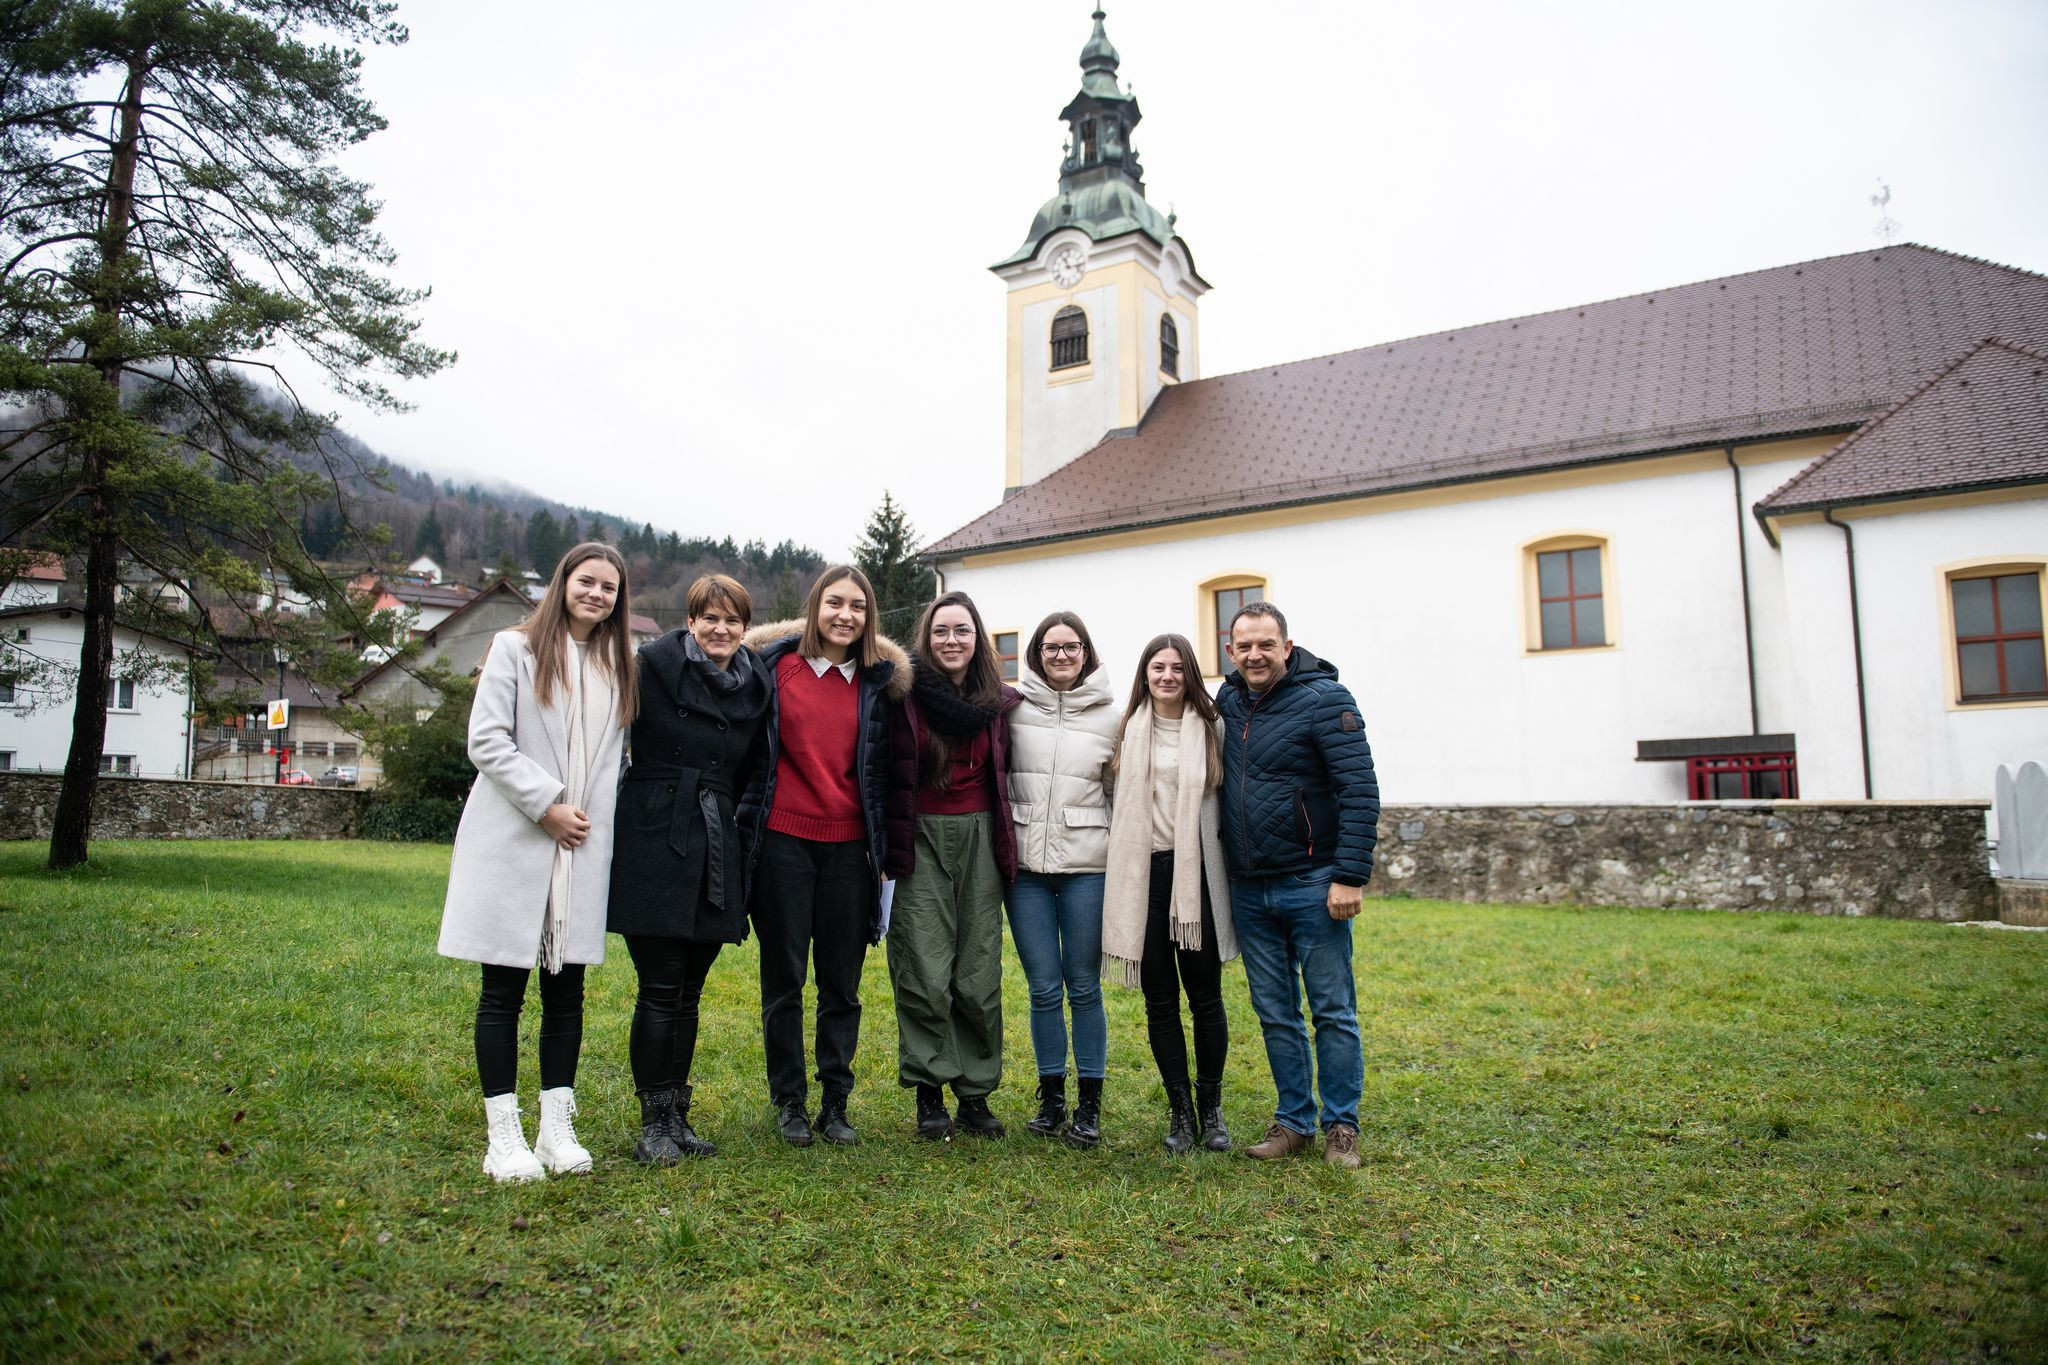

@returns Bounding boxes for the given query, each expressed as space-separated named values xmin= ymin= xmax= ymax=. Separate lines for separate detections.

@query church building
xmin=927 ymin=11 xmax=2048 ymax=806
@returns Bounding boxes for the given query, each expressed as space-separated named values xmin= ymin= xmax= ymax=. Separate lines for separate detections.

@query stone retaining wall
xmin=1371 ymin=801 xmax=1996 ymax=921
xmin=0 ymin=774 xmax=1996 ymax=919
xmin=0 ymin=772 xmax=365 ymax=841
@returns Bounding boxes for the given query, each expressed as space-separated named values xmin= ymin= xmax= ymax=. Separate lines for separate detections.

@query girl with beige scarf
xmin=1102 ymin=633 xmax=1238 ymax=1153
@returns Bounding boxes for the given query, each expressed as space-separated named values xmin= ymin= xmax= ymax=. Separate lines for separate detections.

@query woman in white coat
xmin=1102 ymin=632 xmax=1238 ymax=1154
xmin=1004 ymin=610 xmax=1121 ymax=1148
xmin=439 ymin=542 xmax=636 ymax=1182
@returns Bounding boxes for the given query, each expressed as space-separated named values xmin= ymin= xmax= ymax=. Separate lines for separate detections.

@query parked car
xmin=279 ymin=769 xmax=314 ymax=785
xmin=318 ymin=766 xmax=359 ymax=787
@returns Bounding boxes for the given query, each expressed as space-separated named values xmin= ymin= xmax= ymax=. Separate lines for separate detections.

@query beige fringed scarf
xmin=1102 ymin=705 xmax=1210 ymax=986
xmin=540 ymin=639 xmax=614 ymax=973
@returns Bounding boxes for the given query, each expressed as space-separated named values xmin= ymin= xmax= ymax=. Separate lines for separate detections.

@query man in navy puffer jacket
xmin=1215 ymin=601 xmax=1379 ymax=1169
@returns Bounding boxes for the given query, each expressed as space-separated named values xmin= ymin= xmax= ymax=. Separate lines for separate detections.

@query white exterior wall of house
xmin=1 ymin=578 xmax=59 ymax=609
xmin=951 ymin=450 xmax=1767 ymax=803
xmin=1776 ymin=495 xmax=2048 ymax=801
xmin=0 ymin=613 xmax=191 ymax=776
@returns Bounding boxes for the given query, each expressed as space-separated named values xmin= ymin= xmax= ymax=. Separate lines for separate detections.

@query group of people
xmin=437 ymin=543 xmax=1380 ymax=1182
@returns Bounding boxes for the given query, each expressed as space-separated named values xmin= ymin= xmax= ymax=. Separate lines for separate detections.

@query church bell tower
xmin=991 ymin=9 xmax=1211 ymax=497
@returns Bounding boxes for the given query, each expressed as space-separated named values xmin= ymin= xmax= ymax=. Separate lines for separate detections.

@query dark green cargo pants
xmin=886 ymin=812 xmax=1005 ymax=1098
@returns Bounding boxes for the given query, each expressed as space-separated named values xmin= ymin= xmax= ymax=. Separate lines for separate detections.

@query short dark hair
xmin=686 ymin=573 xmax=752 ymax=626
xmin=1024 ymin=610 xmax=1100 ymax=683
xmin=1229 ymin=600 xmax=1288 ymax=642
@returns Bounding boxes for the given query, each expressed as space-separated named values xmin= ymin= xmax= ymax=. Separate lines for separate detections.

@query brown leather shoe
xmin=1323 ymin=1122 xmax=1361 ymax=1169
xmin=1245 ymin=1122 xmax=1312 ymax=1160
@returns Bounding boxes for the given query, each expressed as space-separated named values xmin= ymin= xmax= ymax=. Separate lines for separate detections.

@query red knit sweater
xmin=767 ymin=653 xmax=864 ymax=843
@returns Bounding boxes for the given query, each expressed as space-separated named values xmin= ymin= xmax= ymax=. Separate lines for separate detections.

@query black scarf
xmin=684 ymin=631 xmax=752 ymax=693
xmin=912 ymin=658 xmax=1000 ymax=738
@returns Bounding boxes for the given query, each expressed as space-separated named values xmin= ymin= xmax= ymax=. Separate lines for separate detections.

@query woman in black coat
xmin=608 ymin=574 xmax=773 ymax=1163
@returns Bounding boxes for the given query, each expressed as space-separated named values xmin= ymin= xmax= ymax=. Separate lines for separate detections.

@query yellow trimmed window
xmin=1524 ymin=536 xmax=1614 ymax=652
xmin=1201 ymin=574 xmax=1267 ymax=676
xmin=1950 ymin=567 xmax=2046 ymax=702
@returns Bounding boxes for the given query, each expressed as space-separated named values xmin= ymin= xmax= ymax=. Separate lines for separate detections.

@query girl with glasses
xmin=884 ymin=590 xmax=1020 ymax=1139
xmin=1003 ymin=612 xmax=1119 ymax=1147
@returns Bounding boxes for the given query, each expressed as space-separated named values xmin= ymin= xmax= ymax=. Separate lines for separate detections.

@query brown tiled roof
xmin=378 ymin=580 xmax=476 ymax=609
xmin=1757 ymin=339 xmax=2048 ymax=514
xmin=926 ymin=244 xmax=2048 ymax=557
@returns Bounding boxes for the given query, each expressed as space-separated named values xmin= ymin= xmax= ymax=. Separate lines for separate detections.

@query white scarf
xmin=540 ymin=639 xmax=613 ymax=973
xmin=1102 ymin=703 xmax=1210 ymax=986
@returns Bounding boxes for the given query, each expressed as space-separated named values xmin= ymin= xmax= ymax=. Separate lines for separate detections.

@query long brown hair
xmin=797 ymin=564 xmax=883 ymax=668
xmin=1113 ymin=633 xmax=1221 ymax=788
xmin=518 ymin=541 xmax=638 ymax=726
xmin=911 ymin=589 xmax=1005 ymax=790
xmin=1023 ymin=609 xmax=1100 ymax=685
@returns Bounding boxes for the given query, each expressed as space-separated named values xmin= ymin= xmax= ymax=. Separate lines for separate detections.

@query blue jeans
xmin=1230 ymin=868 xmax=1362 ymax=1134
xmin=1005 ymin=871 xmax=1108 ymax=1080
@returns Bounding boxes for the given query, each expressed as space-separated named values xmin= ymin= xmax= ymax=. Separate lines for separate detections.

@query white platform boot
xmin=533 ymin=1086 xmax=594 ymax=1175
xmin=482 ymin=1092 xmax=545 ymax=1183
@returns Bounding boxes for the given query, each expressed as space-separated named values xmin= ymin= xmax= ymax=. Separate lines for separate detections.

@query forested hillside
xmin=302 ymin=429 xmax=824 ymax=626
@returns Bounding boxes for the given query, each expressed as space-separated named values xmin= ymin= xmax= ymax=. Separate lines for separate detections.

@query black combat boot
xmin=775 ymin=1099 xmax=815 ymax=1147
xmin=815 ymin=1092 xmax=859 ymax=1146
xmin=1195 ymin=1079 xmax=1231 ymax=1152
xmin=669 ymin=1084 xmax=716 ymax=1158
xmin=1066 ymin=1076 xmax=1102 ymax=1150
xmin=633 ymin=1090 xmax=683 ymax=1167
xmin=1162 ymin=1083 xmax=1197 ymax=1155
xmin=955 ymin=1093 xmax=1006 ymax=1138
xmin=914 ymin=1084 xmax=954 ymax=1141
xmin=1026 ymin=1073 xmax=1067 ymax=1139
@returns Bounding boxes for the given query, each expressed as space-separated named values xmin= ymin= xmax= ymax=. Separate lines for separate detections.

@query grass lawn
xmin=1 ymin=840 xmax=2044 ymax=1362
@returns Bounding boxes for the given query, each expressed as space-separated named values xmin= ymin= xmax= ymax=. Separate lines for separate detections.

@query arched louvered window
xmin=1050 ymin=305 xmax=1089 ymax=370
xmin=1160 ymin=313 xmax=1180 ymax=378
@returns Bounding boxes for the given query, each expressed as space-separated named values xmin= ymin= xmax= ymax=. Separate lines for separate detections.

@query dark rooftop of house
xmin=926 ymin=244 xmax=2048 ymax=557
xmin=1757 ymin=338 xmax=2048 ymax=515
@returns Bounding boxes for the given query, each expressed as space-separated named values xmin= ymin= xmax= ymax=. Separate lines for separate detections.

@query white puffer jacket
xmin=1005 ymin=666 xmax=1123 ymax=875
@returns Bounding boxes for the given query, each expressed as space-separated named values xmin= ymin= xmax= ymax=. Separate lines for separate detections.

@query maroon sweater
xmin=767 ymin=654 xmax=864 ymax=843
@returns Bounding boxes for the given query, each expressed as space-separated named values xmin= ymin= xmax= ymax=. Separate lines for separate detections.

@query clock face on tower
xmin=1048 ymin=243 xmax=1086 ymax=288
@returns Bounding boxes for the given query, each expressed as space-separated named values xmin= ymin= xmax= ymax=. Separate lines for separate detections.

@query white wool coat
xmin=438 ymin=630 xmax=626 ymax=968
xmin=1004 ymin=666 xmax=1122 ymax=875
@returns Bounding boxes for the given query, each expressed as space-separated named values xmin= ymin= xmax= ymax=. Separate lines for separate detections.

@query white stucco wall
xmin=1777 ymin=496 xmax=2048 ymax=802
xmin=1018 ymin=282 xmax=1125 ymax=487
xmin=0 ymin=612 xmax=191 ymax=777
xmin=947 ymin=455 xmax=1785 ymax=803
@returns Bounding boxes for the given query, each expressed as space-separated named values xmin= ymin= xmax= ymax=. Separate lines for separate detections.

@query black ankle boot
xmin=955 ymin=1093 xmax=1005 ymax=1138
xmin=1066 ymin=1076 xmax=1102 ymax=1150
xmin=634 ymin=1090 xmax=683 ymax=1166
xmin=669 ymin=1084 xmax=716 ymax=1158
xmin=1163 ymin=1083 xmax=1197 ymax=1155
xmin=1026 ymin=1074 xmax=1067 ymax=1138
xmin=815 ymin=1093 xmax=859 ymax=1146
xmin=775 ymin=1099 xmax=814 ymax=1147
xmin=914 ymin=1084 xmax=953 ymax=1141
xmin=1195 ymin=1079 xmax=1230 ymax=1152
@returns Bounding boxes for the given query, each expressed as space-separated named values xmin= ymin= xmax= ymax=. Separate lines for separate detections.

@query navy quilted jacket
xmin=1215 ymin=646 xmax=1379 ymax=886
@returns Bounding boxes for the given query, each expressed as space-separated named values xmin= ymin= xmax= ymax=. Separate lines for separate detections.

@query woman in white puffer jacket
xmin=1004 ymin=611 xmax=1122 ymax=1148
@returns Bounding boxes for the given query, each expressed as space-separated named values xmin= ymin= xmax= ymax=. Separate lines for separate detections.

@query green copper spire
xmin=993 ymin=7 xmax=1176 ymax=268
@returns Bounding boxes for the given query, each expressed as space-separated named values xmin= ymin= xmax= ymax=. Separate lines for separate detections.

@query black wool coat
xmin=607 ymin=631 xmax=773 ymax=944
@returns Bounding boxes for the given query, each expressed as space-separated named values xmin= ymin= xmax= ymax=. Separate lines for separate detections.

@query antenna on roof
xmin=1869 ymin=179 xmax=1900 ymax=245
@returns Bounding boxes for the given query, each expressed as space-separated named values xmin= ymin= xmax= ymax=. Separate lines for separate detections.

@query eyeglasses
xmin=1040 ymin=643 xmax=1083 ymax=657
xmin=930 ymin=625 xmax=978 ymax=641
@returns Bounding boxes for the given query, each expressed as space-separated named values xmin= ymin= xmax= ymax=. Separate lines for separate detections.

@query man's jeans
xmin=1005 ymin=871 xmax=1108 ymax=1079
xmin=1230 ymin=867 xmax=1363 ymax=1135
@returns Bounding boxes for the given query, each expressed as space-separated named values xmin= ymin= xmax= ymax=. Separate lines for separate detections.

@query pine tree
xmin=854 ymin=492 xmax=936 ymax=635
xmin=2 ymin=0 xmax=450 ymax=868
xmin=526 ymin=509 xmax=563 ymax=577
xmin=415 ymin=506 xmax=446 ymax=561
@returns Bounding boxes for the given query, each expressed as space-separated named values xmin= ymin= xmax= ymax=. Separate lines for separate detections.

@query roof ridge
xmin=1190 ymin=244 xmax=2046 ymax=388
xmin=1761 ymin=336 xmax=2044 ymax=509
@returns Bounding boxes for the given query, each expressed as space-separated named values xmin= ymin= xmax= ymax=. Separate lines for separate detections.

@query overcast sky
xmin=330 ymin=0 xmax=2048 ymax=563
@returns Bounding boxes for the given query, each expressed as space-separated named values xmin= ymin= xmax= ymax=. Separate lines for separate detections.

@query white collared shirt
xmin=804 ymin=654 xmax=857 ymax=683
